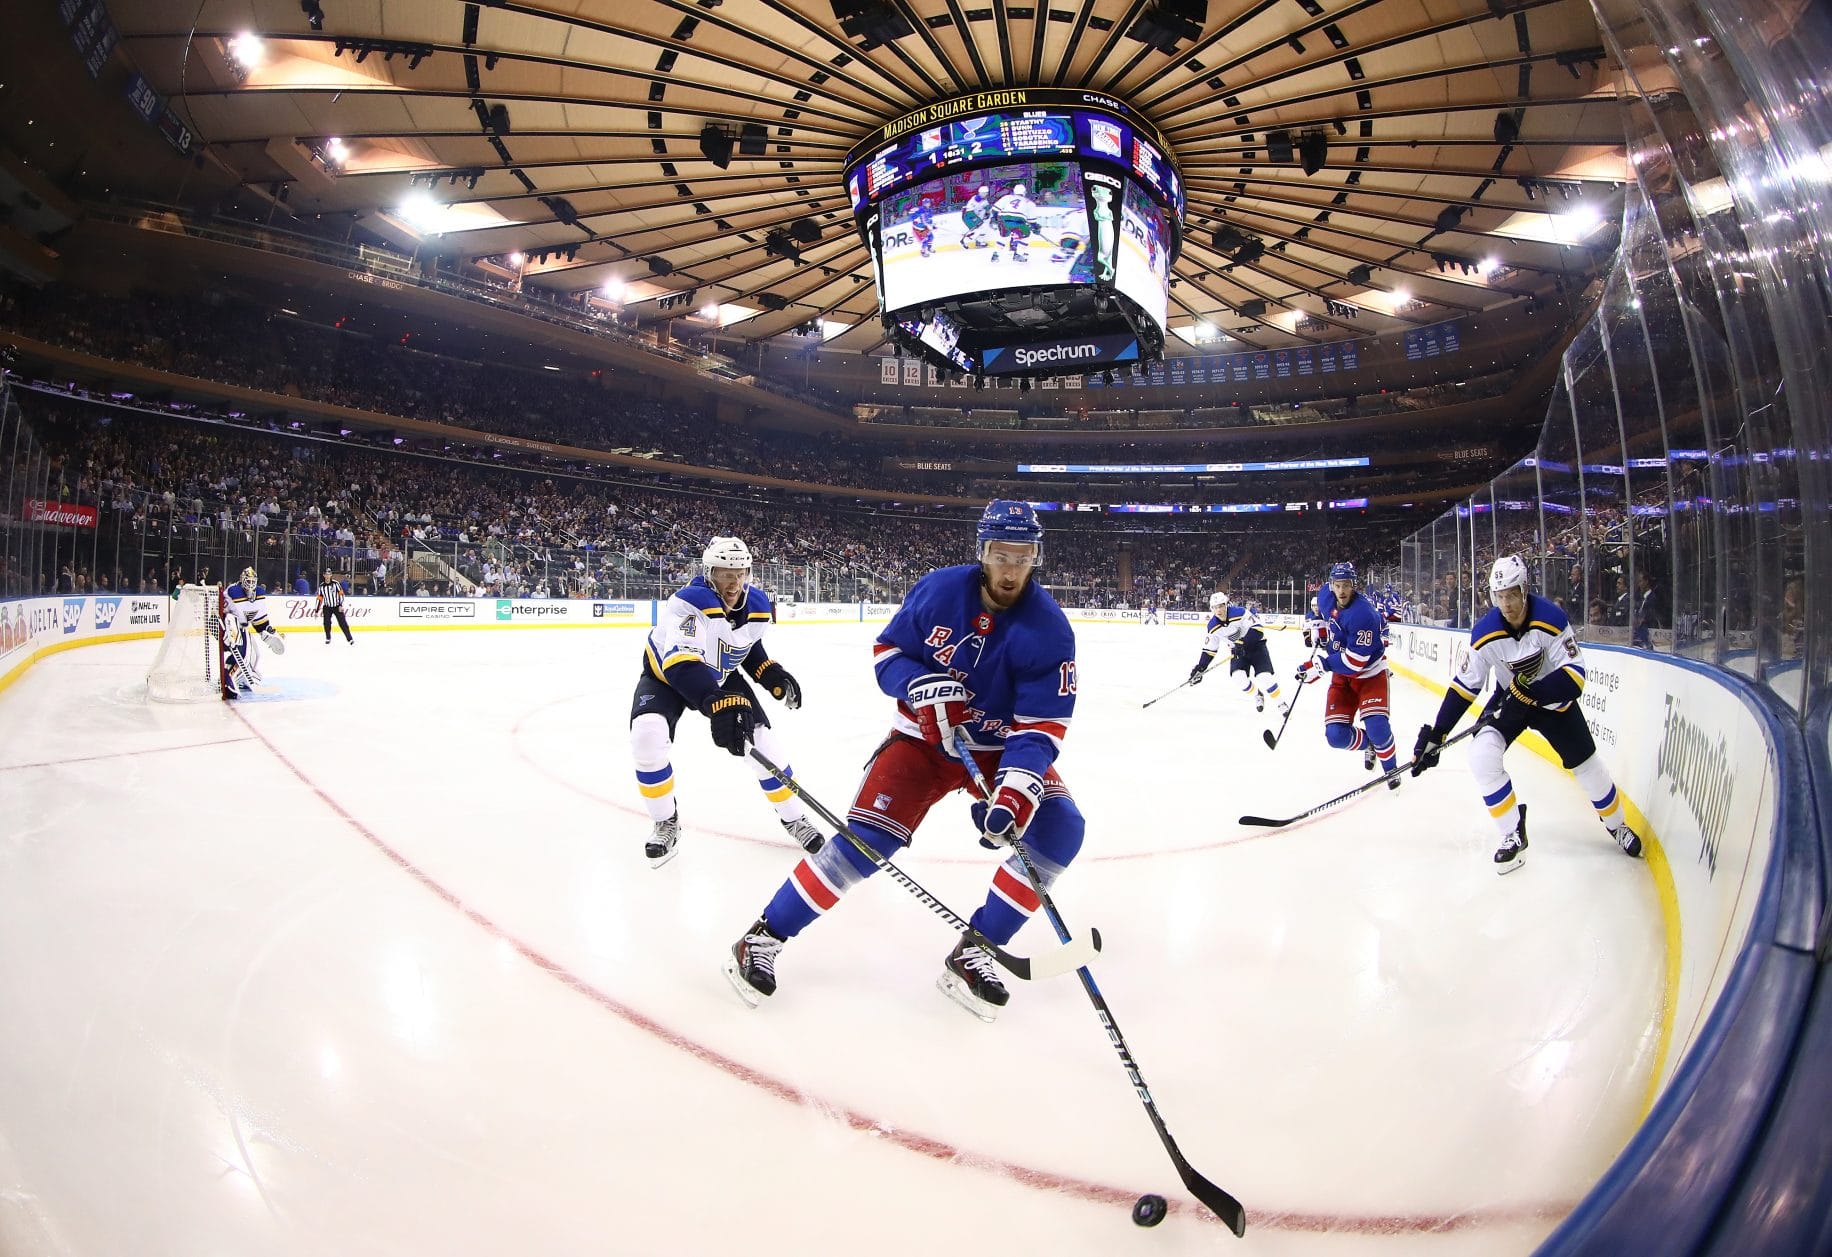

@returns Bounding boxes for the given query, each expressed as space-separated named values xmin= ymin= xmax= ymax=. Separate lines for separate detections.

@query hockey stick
xmin=955 ymin=738 xmax=1247 ymax=1238
xmin=1142 ymin=676 xmax=1196 ymax=709
xmin=1239 ymin=723 xmax=1481 ymax=828
xmin=1262 ymin=642 xmax=1320 ymax=750
xmin=746 ymin=748 xmax=1098 ymax=982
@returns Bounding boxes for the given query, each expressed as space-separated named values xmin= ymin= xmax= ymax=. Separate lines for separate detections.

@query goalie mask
xmin=240 ymin=566 xmax=259 ymax=593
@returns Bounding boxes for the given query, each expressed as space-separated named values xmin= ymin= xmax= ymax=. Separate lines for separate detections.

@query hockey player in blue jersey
xmin=725 ymin=500 xmax=1083 ymax=1021
xmin=1297 ymin=562 xmax=1400 ymax=785
xmin=910 ymin=199 xmax=936 ymax=258
xmin=1411 ymin=556 xmax=1643 ymax=873
xmin=629 ymin=536 xmax=828 ymax=868
xmin=1189 ymin=591 xmax=1288 ymax=717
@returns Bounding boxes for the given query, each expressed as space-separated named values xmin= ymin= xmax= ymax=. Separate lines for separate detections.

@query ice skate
xmin=1254 ymin=692 xmax=1265 ymax=714
xmin=1493 ymin=805 xmax=1528 ymax=875
xmin=646 ymin=808 xmax=680 ymax=868
xmin=781 ymin=816 xmax=827 ymax=854
xmin=725 ymin=917 xmax=786 ymax=1006
xmin=1363 ymin=742 xmax=1377 ymax=772
xmin=937 ymin=937 xmax=1009 ymax=1021
xmin=1612 ymin=822 xmax=1643 ymax=858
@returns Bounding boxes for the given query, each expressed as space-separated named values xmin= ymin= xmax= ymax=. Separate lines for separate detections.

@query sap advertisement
xmin=878 ymin=161 xmax=1090 ymax=312
xmin=980 ymin=331 xmax=1140 ymax=375
xmin=1114 ymin=180 xmax=1170 ymax=334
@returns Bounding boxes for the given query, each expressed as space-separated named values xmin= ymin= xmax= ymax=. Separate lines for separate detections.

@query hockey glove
xmin=700 ymin=691 xmax=756 ymax=756
xmin=1302 ymin=627 xmax=1317 ymax=650
xmin=908 ymin=673 xmax=971 ymax=758
xmin=261 ymin=628 xmax=286 ymax=656
xmin=1506 ymin=676 xmax=1540 ymax=707
xmin=1229 ymin=641 xmax=1246 ymax=664
xmin=752 ymin=659 xmax=802 ymax=709
xmin=979 ymin=768 xmax=1044 ymax=847
xmin=1295 ymin=658 xmax=1323 ymax=685
xmin=1411 ymin=725 xmax=1446 ymax=777
xmin=1188 ymin=659 xmax=1210 ymax=685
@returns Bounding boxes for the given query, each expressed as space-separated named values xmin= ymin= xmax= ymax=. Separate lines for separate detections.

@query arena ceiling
xmin=48 ymin=0 xmax=1627 ymax=354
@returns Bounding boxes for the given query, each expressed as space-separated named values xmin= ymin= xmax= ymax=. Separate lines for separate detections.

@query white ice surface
xmin=0 ymin=622 xmax=1666 ymax=1256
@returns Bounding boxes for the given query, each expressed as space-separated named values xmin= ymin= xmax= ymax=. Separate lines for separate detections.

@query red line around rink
xmin=0 ymin=735 xmax=257 ymax=772
xmin=229 ymin=701 xmax=1580 ymax=1238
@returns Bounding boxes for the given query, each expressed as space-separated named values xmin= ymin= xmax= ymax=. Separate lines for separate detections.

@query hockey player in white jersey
xmin=222 ymin=565 xmax=285 ymax=693
xmin=629 ymin=536 xmax=830 ymax=868
xmin=958 ymin=185 xmax=996 ymax=249
xmin=990 ymin=184 xmax=1039 ymax=263
xmin=1410 ymin=555 xmax=1644 ymax=874
xmin=1189 ymin=592 xmax=1287 ymax=716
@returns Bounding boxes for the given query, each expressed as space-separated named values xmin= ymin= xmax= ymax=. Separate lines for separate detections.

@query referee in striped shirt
xmin=317 ymin=568 xmax=355 ymax=644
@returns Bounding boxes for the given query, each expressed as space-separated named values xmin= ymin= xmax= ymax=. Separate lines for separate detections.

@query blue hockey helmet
xmin=977 ymin=499 xmax=1044 ymax=547
xmin=1327 ymin=561 xmax=1358 ymax=584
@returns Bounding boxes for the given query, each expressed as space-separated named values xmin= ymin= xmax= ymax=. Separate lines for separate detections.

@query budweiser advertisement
xmin=23 ymin=499 xmax=99 ymax=528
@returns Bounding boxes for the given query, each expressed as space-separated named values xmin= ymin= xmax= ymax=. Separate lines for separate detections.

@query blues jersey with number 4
xmin=1316 ymin=586 xmax=1390 ymax=678
xmin=871 ymin=564 xmax=1076 ymax=782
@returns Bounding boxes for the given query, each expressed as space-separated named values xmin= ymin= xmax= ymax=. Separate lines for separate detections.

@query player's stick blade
xmin=1179 ymin=1160 xmax=1247 ymax=1236
xmin=1237 ymin=814 xmax=1291 ymax=828
xmin=1002 ymin=926 xmax=1102 ymax=981
xmin=1261 ymin=729 xmax=1279 ymax=750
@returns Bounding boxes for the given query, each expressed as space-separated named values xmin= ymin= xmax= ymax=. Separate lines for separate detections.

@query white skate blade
xmin=646 ymin=843 xmax=679 ymax=870
xmin=723 ymin=956 xmax=767 ymax=1007
xmin=936 ymin=972 xmax=1000 ymax=1022
xmin=1495 ymin=852 xmax=1527 ymax=875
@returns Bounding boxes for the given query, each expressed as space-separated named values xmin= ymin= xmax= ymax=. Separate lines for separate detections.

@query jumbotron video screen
xmin=847 ymin=89 xmax=1184 ymax=377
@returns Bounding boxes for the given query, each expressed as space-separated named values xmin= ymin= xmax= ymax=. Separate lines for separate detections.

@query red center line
xmin=230 ymin=702 xmax=1577 ymax=1238
xmin=0 ymin=735 xmax=257 ymax=772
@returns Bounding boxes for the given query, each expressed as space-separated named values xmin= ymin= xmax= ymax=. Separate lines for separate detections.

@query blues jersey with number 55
xmin=870 ymin=564 xmax=1077 ymax=782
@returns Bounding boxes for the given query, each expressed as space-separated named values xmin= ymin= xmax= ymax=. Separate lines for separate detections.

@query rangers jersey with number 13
xmin=870 ymin=564 xmax=1076 ymax=782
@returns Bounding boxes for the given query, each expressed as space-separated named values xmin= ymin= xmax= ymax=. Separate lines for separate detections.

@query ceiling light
xmin=227 ymin=33 xmax=266 ymax=68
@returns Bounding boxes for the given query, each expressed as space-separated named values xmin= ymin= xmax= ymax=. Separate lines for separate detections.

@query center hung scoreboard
xmin=844 ymin=90 xmax=1185 ymax=378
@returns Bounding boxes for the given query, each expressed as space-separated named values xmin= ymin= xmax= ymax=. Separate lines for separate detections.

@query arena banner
xmin=22 ymin=499 xmax=99 ymax=527
xmin=267 ymin=596 xmax=654 ymax=630
xmin=774 ymin=602 xmax=859 ymax=625
xmin=1384 ymin=620 xmax=1777 ymax=1100
xmin=1062 ymin=607 xmax=1143 ymax=623
xmin=0 ymin=593 xmax=166 ymax=693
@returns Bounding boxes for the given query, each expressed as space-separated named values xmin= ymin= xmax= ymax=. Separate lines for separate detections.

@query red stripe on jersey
xmin=1012 ymin=718 xmax=1069 ymax=742
xmin=872 ymin=643 xmax=901 ymax=665
xmin=993 ymin=864 xmax=1041 ymax=913
xmin=792 ymin=860 xmax=839 ymax=911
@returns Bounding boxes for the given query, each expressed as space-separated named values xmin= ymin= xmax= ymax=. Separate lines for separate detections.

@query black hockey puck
xmin=1131 ymin=1193 xmax=1168 ymax=1227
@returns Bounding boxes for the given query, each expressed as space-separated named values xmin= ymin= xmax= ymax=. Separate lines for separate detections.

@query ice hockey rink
xmin=0 ymin=621 xmax=1667 ymax=1257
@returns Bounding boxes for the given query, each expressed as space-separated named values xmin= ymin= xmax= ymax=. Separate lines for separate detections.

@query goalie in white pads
xmin=1411 ymin=555 xmax=1644 ymax=874
xmin=1189 ymin=592 xmax=1287 ymax=717
xmin=222 ymin=565 xmax=285 ymax=694
xmin=629 ymin=536 xmax=830 ymax=868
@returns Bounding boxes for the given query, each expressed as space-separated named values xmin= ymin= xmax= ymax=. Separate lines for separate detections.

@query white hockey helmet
xmin=240 ymin=566 xmax=258 ymax=591
xmin=1209 ymin=591 xmax=1230 ymax=614
xmin=1014 ymin=183 xmax=1027 ymax=198
xmin=702 ymin=535 xmax=752 ymax=574
xmin=977 ymin=185 xmax=989 ymax=198
xmin=1490 ymin=554 xmax=1530 ymax=596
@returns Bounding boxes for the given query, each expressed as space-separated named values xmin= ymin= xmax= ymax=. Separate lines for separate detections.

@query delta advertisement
xmin=1382 ymin=619 xmax=1778 ymax=1096
xmin=0 ymin=593 xmax=166 ymax=685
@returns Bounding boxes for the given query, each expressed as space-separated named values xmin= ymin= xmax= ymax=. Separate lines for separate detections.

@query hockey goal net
xmin=147 ymin=584 xmax=227 ymax=702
